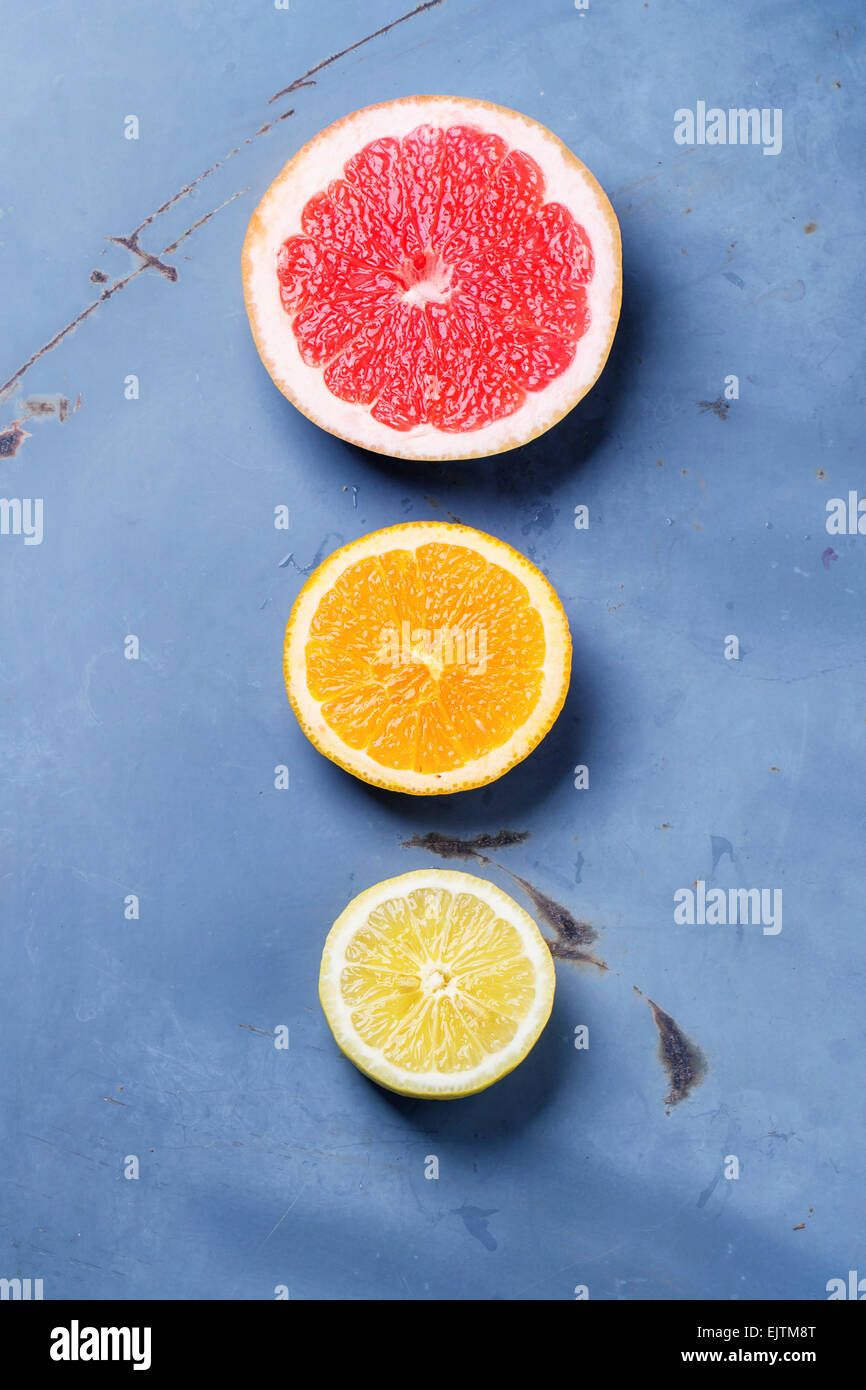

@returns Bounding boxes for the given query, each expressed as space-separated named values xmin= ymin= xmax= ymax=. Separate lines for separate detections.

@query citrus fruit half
xmin=319 ymin=869 xmax=556 ymax=1097
xmin=283 ymin=521 xmax=571 ymax=794
xmin=243 ymin=95 xmax=621 ymax=460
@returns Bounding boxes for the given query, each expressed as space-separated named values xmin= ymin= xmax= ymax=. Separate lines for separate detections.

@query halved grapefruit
xmin=243 ymin=95 xmax=621 ymax=461
xmin=284 ymin=521 xmax=571 ymax=794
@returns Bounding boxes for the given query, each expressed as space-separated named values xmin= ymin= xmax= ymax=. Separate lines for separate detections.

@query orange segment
xmin=307 ymin=541 xmax=545 ymax=770
xmin=283 ymin=522 xmax=571 ymax=795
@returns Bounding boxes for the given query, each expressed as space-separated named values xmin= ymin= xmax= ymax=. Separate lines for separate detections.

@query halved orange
xmin=283 ymin=522 xmax=571 ymax=794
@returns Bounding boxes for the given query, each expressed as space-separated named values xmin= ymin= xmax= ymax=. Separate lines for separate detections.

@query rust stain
xmin=106 ymin=232 xmax=179 ymax=282
xmin=0 ymin=393 xmax=77 ymax=458
xmin=803 ymin=221 xmax=818 ymax=234
xmin=0 ymin=424 xmax=29 ymax=458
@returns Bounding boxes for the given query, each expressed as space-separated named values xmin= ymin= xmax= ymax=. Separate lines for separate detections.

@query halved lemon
xmin=283 ymin=521 xmax=571 ymax=794
xmin=319 ymin=869 xmax=556 ymax=1098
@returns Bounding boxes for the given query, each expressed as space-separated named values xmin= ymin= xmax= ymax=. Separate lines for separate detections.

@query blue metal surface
xmin=2 ymin=0 xmax=863 ymax=1301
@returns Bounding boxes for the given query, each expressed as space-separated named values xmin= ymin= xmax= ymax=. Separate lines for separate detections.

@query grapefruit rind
xmin=283 ymin=521 xmax=572 ymax=795
xmin=318 ymin=869 xmax=556 ymax=1098
xmin=243 ymin=95 xmax=622 ymax=461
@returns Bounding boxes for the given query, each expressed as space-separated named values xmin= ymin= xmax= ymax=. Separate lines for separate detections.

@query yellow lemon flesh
xmin=319 ymin=869 xmax=555 ymax=1098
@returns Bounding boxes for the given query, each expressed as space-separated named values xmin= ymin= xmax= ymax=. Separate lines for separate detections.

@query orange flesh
xmin=306 ymin=543 xmax=545 ymax=771
xmin=276 ymin=123 xmax=595 ymax=432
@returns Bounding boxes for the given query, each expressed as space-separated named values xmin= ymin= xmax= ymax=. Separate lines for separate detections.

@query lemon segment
xmin=319 ymin=869 xmax=556 ymax=1098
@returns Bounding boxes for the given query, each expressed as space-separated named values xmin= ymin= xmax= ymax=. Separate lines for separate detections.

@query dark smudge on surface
xmin=402 ymin=830 xmax=706 ymax=1105
xmin=697 ymin=396 xmax=731 ymax=421
xmin=401 ymin=830 xmax=605 ymax=968
xmin=0 ymin=424 xmax=28 ymax=458
xmin=634 ymin=987 xmax=706 ymax=1107
xmin=505 ymin=872 xmax=605 ymax=970
xmin=0 ymin=393 xmax=78 ymax=458
xmin=401 ymin=829 xmax=529 ymax=860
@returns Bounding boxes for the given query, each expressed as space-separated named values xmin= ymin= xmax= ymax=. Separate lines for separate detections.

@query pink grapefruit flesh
xmin=243 ymin=96 xmax=621 ymax=460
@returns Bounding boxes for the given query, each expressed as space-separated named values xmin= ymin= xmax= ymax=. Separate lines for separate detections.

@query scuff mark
xmin=710 ymin=835 xmax=734 ymax=873
xmin=2 ymin=0 xmax=440 ymax=399
xmin=269 ymin=0 xmax=442 ymax=102
xmin=278 ymin=533 xmax=344 ymax=576
xmin=238 ymin=1023 xmax=274 ymax=1036
xmin=1 ymin=190 xmax=247 ymax=402
xmin=452 ymin=1204 xmax=498 ymax=1251
xmin=120 ymin=111 xmax=294 ymax=254
xmin=2 ymin=190 xmax=250 ymax=403
xmin=103 ymin=1096 xmax=129 ymax=1107
xmin=696 ymin=1170 xmax=721 ymax=1209
xmin=750 ymin=279 xmax=806 ymax=305
xmin=698 ymin=396 xmax=730 ymax=421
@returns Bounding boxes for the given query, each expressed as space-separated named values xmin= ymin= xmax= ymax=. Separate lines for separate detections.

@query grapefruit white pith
xmin=243 ymin=95 xmax=621 ymax=460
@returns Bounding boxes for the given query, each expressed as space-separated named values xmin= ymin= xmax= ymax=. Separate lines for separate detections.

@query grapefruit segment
xmin=243 ymin=95 xmax=621 ymax=460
